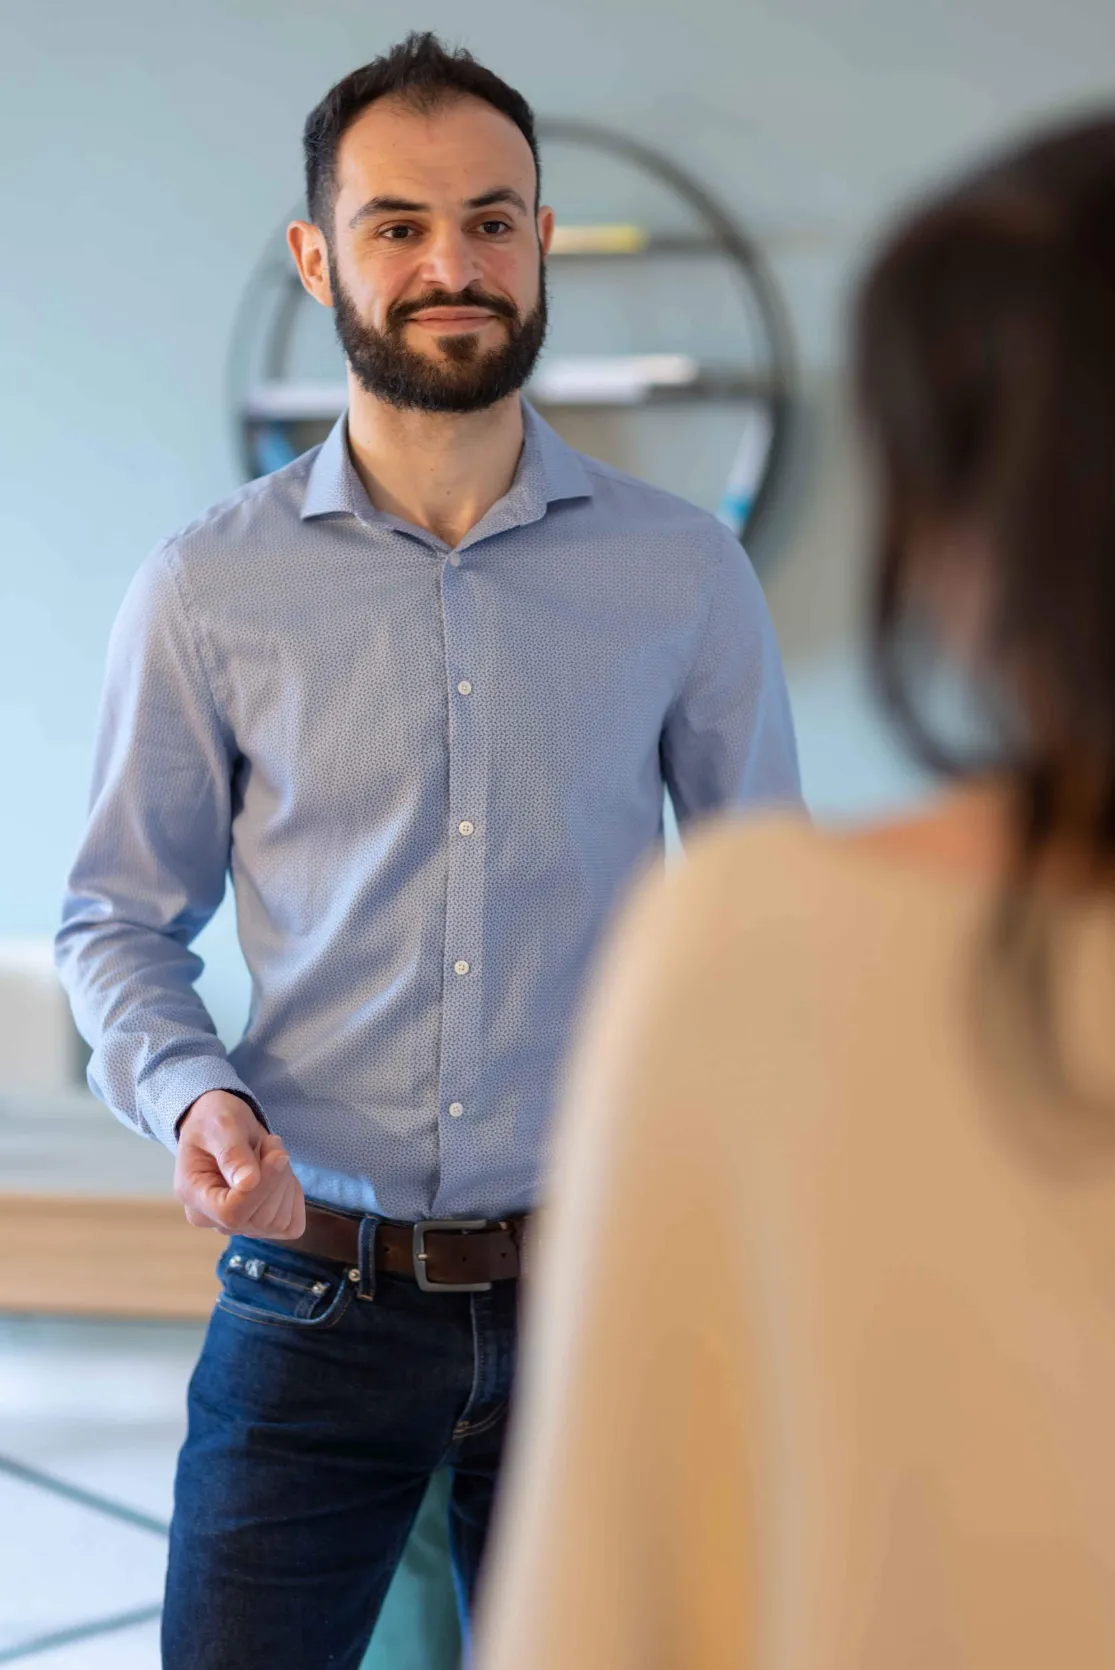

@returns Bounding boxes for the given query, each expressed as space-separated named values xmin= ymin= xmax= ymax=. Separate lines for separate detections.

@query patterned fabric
xmin=56 ymin=404 xmax=800 ymax=1219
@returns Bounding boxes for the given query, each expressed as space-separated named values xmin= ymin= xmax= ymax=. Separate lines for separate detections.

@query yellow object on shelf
xmin=549 ymin=223 xmax=649 ymax=255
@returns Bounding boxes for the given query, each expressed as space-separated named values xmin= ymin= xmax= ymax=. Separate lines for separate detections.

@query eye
xmin=478 ymin=219 xmax=513 ymax=236
xmin=380 ymin=224 xmax=417 ymax=242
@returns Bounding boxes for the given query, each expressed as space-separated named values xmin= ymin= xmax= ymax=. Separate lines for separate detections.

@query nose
xmin=416 ymin=225 xmax=484 ymax=296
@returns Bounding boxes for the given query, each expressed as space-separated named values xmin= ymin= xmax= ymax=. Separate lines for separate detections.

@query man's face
xmin=323 ymin=95 xmax=551 ymax=413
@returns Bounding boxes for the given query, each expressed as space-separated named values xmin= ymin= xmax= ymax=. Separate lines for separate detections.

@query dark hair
xmin=854 ymin=113 xmax=1115 ymax=1129
xmin=302 ymin=32 xmax=541 ymax=233
xmin=856 ymin=113 xmax=1115 ymax=876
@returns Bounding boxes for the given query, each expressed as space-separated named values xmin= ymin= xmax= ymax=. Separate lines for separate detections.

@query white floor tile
xmin=0 ymin=1315 xmax=202 ymax=1663
xmin=0 ymin=1472 xmax=166 ymax=1653
xmin=0 ymin=1316 xmax=203 ymax=1521
xmin=9 ymin=1612 xmax=162 ymax=1669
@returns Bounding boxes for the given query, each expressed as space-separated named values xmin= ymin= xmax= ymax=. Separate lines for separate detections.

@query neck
xmin=848 ymin=776 xmax=1111 ymax=896
xmin=344 ymin=377 xmax=526 ymax=548
xmin=855 ymin=780 xmax=1011 ymax=879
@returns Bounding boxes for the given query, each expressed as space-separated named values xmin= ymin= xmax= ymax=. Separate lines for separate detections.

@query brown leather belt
xmin=289 ymin=1203 xmax=527 ymax=1292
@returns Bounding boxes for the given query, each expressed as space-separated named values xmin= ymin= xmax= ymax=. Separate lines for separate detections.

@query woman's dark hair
xmin=857 ymin=113 xmax=1115 ymax=871
xmin=854 ymin=113 xmax=1115 ymax=1129
xmin=302 ymin=33 xmax=541 ymax=234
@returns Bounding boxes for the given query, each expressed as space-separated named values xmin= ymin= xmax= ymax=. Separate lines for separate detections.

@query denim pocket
xmin=216 ymin=1241 xmax=354 ymax=1331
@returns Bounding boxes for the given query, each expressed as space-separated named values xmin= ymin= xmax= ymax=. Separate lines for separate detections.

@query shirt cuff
xmin=136 ymin=1058 xmax=270 ymax=1152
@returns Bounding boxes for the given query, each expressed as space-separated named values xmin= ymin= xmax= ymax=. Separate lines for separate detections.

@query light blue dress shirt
xmin=56 ymin=404 xmax=800 ymax=1220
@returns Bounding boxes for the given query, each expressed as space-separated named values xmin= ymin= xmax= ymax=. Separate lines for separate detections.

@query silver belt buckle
xmin=412 ymin=1219 xmax=494 ymax=1293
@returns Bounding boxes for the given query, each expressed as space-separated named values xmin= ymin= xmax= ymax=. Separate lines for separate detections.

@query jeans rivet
xmin=311 ymin=1281 xmax=327 ymax=1297
xmin=348 ymin=1268 xmax=360 ymax=1283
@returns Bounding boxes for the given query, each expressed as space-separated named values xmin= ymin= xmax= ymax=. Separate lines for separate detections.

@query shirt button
xmin=458 ymin=820 xmax=474 ymax=836
xmin=457 ymin=681 xmax=472 ymax=696
xmin=449 ymin=1102 xmax=464 ymax=1118
xmin=454 ymin=960 xmax=470 ymax=976
xmin=449 ymin=553 xmax=461 ymax=567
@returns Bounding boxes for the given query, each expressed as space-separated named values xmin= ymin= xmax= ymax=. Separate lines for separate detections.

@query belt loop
xmin=357 ymin=1215 xmax=381 ymax=1303
xmin=512 ymin=1215 xmax=532 ymax=1283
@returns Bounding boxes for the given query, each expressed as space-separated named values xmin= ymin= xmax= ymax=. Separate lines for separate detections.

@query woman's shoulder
xmin=659 ymin=808 xmax=850 ymax=943
xmin=582 ymin=810 xmax=822 ymax=1035
xmin=620 ymin=806 xmax=977 ymax=1027
xmin=601 ymin=810 xmax=838 ymax=1039
xmin=670 ymin=804 xmax=986 ymax=930
xmin=678 ymin=806 xmax=821 ymax=887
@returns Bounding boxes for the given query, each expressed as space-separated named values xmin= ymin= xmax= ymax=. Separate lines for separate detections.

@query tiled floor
xmin=0 ymin=1312 xmax=461 ymax=1669
xmin=0 ymin=1314 xmax=200 ymax=1668
xmin=10 ymin=1617 xmax=165 ymax=1670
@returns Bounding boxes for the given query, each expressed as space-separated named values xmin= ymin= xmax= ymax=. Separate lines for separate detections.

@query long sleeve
xmin=662 ymin=533 xmax=801 ymax=826
xmin=476 ymin=845 xmax=760 ymax=1670
xmin=55 ymin=543 xmax=261 ymax=1149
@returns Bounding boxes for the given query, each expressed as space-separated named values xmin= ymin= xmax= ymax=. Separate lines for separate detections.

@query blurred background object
xmin=2 ymin=0 xmax=1114 ymax=1665
xmin=0 ymin=938 xmax=84 ymax=1097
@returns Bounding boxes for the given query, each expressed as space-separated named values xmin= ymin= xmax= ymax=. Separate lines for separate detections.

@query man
xmin=55 ymin=32 xmax=800 ymax=1670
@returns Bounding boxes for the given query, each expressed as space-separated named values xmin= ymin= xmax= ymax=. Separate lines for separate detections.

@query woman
xmin=476 ymin=114 xmax=1115 ymax=1669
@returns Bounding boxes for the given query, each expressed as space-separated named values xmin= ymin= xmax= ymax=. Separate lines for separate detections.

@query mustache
xmin=387 ymin=287 xmax=519 ymax=329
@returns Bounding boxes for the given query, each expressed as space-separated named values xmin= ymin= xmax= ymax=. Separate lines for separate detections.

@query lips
xmin=409 ymin=311 xmax=496 ymax=327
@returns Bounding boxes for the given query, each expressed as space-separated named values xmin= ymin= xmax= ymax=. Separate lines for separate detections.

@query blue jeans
xmin=162 ymin=1232 xmax=518 ymax=1670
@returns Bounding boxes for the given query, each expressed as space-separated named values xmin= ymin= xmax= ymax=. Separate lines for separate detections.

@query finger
xmin=259 ymin=1142 xmax=291 ymax=1177
xmin=287 ymin=1183 xmax=307 ymax=1240
xmin=218 ymin=1138 xmax=263 ymax=1193
xmin=247 ymin=1149 xmax=293 ymax=1203
xmin=241 ymin=1166 xmax=298 ymax=1234
xmin=178 ymin=1135 xmax=275 ymax=1217
xmin=181 ymin=1137 xmax=294 ymax=1233
xmin=265 ymin=1191 xmax=296 ymax=1241
xmin=183 ymin=1203 xmax=223 ymax=1230
xmin=210 ymin=1155 xmax=293 ymax=1234
xmin=175 ymin=1151 xmax=228 ymax=1214
xmin=270 ymin=1176 xmax=307 ymax=1241
xmin=188 ymin=1171 xmax=267 ymax=1231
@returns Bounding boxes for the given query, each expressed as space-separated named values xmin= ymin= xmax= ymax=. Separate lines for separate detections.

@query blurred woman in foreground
xmin=477 ymin=114 xmax=1115 ymax=1669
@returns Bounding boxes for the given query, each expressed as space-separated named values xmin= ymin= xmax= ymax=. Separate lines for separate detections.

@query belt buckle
xmin=412 ymin=1219 xmax=494 ymax=1293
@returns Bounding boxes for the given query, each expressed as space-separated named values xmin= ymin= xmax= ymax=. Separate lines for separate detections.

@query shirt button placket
xmin=439 ymin=547 xmax=484 ymax=1178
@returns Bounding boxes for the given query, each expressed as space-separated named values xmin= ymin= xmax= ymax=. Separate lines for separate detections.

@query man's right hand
xmin=174 ymin=1090 xmax=307 ymax=1240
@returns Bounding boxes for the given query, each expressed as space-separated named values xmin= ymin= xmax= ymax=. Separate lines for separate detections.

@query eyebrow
xmin=467 ymin=187 xmax=530 ymax=216
xmin=348 ymin=186 xmax=529 ymax=229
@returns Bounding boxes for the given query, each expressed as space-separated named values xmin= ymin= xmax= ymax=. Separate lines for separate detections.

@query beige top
xmin=477 ymin=814 xmax=1115 ymax=1670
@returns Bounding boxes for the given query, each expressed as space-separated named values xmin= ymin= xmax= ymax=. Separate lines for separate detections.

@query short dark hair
xmin=302 ymin=32 xmax=541 ymax=233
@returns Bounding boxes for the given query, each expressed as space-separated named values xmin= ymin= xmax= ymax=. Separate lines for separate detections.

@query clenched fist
xmin=174 ymin=1090 xmax=306 ymax=1240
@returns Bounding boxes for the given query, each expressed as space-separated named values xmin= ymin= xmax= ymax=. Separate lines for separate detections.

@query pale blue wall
xmin=3 ymin=0 xmax=1111 ymax=1039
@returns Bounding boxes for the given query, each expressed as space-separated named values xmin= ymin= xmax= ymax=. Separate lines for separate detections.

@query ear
xmin=287 ymin=220 xmax=334 ymax=308
xmin=537 ymin=205 xmax=555 ymax=257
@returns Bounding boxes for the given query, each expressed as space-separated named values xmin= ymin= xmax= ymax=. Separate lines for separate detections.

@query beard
xmin=330 ymin=257 xmax=548 ymax=414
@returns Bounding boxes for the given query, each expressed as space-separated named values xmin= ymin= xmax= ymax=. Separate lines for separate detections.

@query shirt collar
xmin=299 ymin=400 xmax=593 ymax=534
xmin=299 ymin=414 xmax=376 ymax=522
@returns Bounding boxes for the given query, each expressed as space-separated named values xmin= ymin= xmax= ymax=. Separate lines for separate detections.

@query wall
xmin=2 ymin=0 xmax=1112 ymax=1036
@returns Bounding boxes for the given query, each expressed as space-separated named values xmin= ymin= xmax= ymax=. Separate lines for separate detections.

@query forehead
xmin=335 ymin=94 xmax=537 ymax=205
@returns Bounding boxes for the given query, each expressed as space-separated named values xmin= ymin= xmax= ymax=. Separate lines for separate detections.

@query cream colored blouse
xmin=477 ymin=814 xmax=1115 ymax=1670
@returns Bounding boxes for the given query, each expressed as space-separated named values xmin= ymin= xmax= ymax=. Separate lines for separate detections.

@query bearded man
xmin=55 ymin=32 xmax=800 ymax=1670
